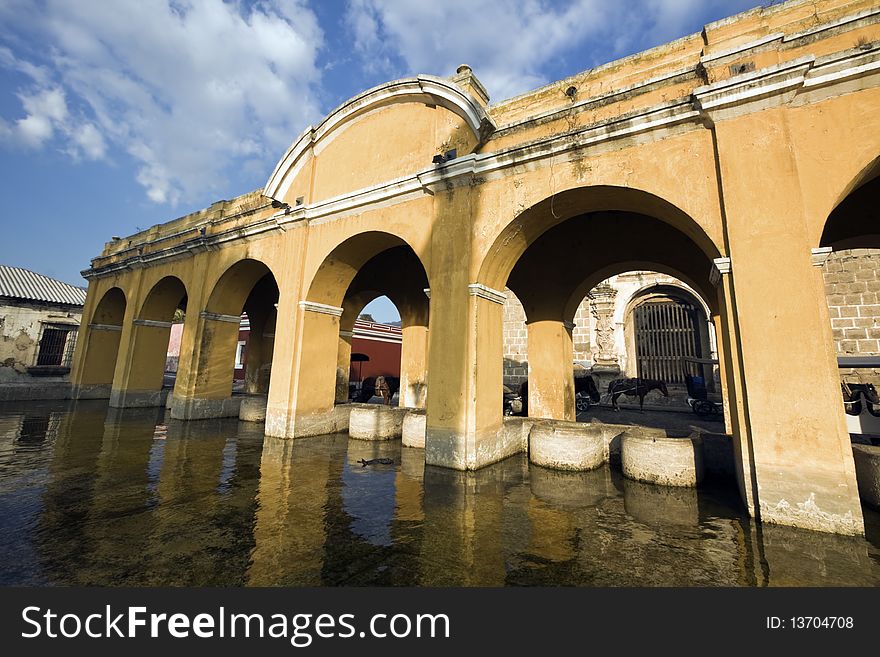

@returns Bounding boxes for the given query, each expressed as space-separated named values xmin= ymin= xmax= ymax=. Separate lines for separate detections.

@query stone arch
xmin=620 ymin=281 xmax=715 ymax=386
xmin=172 ymin=259 xmax=279 ymax=418
xmin=471 ymin=186 xmax=727 ymax=426
xmin=74 ymin=286 xmax=127 ymax=393
xmin=304 ymin=231 xmax=429 ymax=308
xmin=289 ymin=235 xmax=431 ymax=435
xmin=110 ymin=276 xmax=189 ymax=408
xmin=817 ymin=156 xmax=880 ymax=438
xmin=477 ymin=185 xmax=723 ymax=294
xmin=264 ymin=75 xmax=494 ymax=203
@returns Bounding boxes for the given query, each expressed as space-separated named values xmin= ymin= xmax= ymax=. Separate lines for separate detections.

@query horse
xmin=518 ymin=374 xmax=599 ymax=416
xmin=374 ymin=375 xmax=400 ymax=406
xmin=608 ymin=377 xmax=668 ymax=412
xmin=841 ymin=382 xmax=880 ymax=416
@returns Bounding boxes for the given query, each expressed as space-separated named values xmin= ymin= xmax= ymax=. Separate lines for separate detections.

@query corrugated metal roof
xmin=0 ymin=266 xmax=87 ymax=306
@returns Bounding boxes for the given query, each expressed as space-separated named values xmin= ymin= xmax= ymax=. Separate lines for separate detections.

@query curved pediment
xmin=264 ymin=75 xmax=495 ymax=203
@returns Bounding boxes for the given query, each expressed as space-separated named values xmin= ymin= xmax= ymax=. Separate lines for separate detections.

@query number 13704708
xmin=766 ymin=617 xmax=854 ymax=629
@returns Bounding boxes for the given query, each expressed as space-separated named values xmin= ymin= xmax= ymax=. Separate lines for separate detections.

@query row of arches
xmin=72 ymin=160 xmax=878 ymax=533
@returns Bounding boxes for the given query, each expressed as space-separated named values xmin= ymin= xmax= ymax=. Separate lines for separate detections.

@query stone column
xmin=170 ymin=311 xmax=242 ymax=419
xmin=285 ymin=301 xmax=349 ymax=437
xmin=109 ymin=318 xmax=174 ymax=408
xmin=426 ymin=283 xmax=515 ymax=470
xmin=335 ymin=331 xmax=353 ymax=404
xmin=400 ymin=324 xmax=429 ymax=409
xmin=526 ymin=319 xmax=575 ymax=420
xmin=708 ymin=109 xmax=863 ymax=534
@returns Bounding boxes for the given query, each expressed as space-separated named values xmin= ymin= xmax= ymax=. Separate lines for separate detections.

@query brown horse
xmin=608 ymin=377 xmax=668 ymax=412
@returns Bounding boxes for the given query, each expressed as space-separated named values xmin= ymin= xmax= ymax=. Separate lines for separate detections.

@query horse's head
xmin=659 ymin=381 xmax=669 ymax=396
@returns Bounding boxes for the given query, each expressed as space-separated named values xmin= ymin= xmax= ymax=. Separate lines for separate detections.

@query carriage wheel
xmin=693 ymin=401 xmax=715 ymax=418
xmin=576 ymin=395 xmax=591 ymax=412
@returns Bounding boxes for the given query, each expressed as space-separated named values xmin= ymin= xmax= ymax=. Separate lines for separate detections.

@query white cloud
xmin=0 ymin=0 xmax=324 ymax=205
xmin=344 ymin=0 xmax=757 ymax=101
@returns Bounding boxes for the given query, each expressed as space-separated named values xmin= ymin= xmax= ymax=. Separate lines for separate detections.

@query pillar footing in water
xmin=239 ymin=395 xmax=268 ymax=422
xmin=349 ymin=404 xmax=408 ymax=441
xmin=265 ymin=404 xmax=353 ymax=439
xmin=109 ymin=388 xmax=168 ymax=409
xmin=425 ymin=423 xmax=523 ymax=471
xmin=402 ymin=410 xmax=426 ymax=447
xmin=621 ymin=431 xmax=704 ymax=487
xmin=169 ymin=395 xmax=242 ymax=420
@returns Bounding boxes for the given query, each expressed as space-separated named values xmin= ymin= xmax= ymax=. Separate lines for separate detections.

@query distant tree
xmin=358 ymin=313 xmax=375 ymax=322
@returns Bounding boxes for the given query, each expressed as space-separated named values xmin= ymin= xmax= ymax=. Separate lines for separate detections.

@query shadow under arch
xmin=477 ymin=185 xmax=723 ymax=292
xmin=74 ymin=286 xmax=127 ymax=396
xmin=110 ymin=276 xmax=188 ymax=408
xmin=304 ymin=231 xmax=430 ymax=308
xmin=821 ymin=156 xmax=880 ymax=250
xmin=336 ymin=246 xmax=431 ymax=408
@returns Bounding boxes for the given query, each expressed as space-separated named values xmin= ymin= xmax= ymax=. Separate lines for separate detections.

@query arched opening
xmin=74 ymin=287 xmax=126 ymax=395
xmin=344 ymin=295 xmax=404 ymax=404
xmin=624 ymin=281 xmax=715 ymax=388
xmin=171 ymin=259 xmax=278 ymax=420
xmin=820 ymin=160 xmax=880 ymax=442
xmin=287 ymin=234 xmax=429 ymax=436
xmin=501 ymin=206 xmax=721 ymax=423
xmin=110 ymin=276 xmax=187 ymax=408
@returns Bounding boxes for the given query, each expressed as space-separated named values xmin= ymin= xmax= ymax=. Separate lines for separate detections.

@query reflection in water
xmin=1 ymin=400 xmax=879 ymax=586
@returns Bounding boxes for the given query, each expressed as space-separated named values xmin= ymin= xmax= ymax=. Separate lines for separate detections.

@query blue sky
xmin=0 ymin=0 xmax=760 ymax=322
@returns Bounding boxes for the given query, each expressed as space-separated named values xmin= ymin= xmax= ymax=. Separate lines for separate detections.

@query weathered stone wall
xmin=502 ymin=289 xmax=528 ymax=386
xmin=824 ymin=248 xmax=880 ymax=386
xmin=0 ymin=301 xmax=81 ymax=382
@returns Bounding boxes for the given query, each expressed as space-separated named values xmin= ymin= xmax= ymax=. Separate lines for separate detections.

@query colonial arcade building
xmin=71 ymin=0 xmax=880 ymax=536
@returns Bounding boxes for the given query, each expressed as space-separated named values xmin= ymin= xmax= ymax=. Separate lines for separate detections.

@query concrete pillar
xmin=400 ymin=324 xmax=429 ymax=409
xmin=335 ymin=331 xmax=353 ymax=404
xmin=284 ymin=301 xmax=349 ymax=437
xmin=712 ymin=114 xmax=863 ymax=535
xmin=169 ymin=311 xmax=242 ymax=419
xmin=526 ymin=319 xmax=575 ymax=420
xmin=109 ymin=319 xmax=174 ymax=408
xmin=426 ymin=283 xmax=516 ymax=470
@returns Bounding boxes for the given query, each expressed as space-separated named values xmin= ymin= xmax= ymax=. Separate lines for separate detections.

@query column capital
xmin=132 ymin=318 xmax=173 ymax=328
xmin=468 ymin=283 xmax=506 ymax=305
xmin=200 ymin=311 xmax=241 ymax=324
xmin=710 ymin=257 xmax=732 ymax=286
xmin=298 ymin=300 xmax=344 ymax=317
xmin=810 ymin=246 xmax=833 ymax=267
xmin=88 ymin=323 xmax=122 ymax=331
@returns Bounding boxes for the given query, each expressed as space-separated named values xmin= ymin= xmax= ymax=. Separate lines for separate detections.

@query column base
xmin=349 ymin=404 xmax=407 ymax=440
xmin=169 ymin=395 xmax=242 ymax=420
xmin=265 ymin=404 xmax=354 ymax=439
xmin=239 ymin=395 xmax=268 ymax=422
xmin=755 ymin=462 xmax=864 ymax=536
xmin=425 ymin=422 xmax=523 ymax=470
xmin=73 ymin=383 xmax=112 ymax=400
xmin=109 ymin=388 xmax=168 ymax=408
xmin=402 ymin=410 xmax=427 ymax=448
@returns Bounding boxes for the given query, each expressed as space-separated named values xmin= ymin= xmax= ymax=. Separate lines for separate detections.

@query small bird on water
xmin=358 ymin=458 xmax=394 ymax=467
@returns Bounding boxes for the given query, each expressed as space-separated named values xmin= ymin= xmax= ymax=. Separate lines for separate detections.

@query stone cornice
xmin=299 ymin=301 xmax=344 ymax=317
xmin=468 ymin=283 xmax=506 ymax=305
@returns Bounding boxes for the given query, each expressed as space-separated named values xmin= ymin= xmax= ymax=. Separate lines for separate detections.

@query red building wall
xmin=349 ymin=321 xmax=402 ymax=382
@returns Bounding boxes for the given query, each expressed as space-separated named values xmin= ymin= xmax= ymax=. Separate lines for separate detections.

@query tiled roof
xmin=0 ymin=266 xmax=87 ymax=306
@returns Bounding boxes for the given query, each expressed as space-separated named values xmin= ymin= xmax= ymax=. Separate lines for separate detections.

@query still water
xmin=1 ymin=400 xmax=879 ymax=586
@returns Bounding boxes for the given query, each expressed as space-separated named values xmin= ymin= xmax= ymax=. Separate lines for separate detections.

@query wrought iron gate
xmin=634 ymin=299 xmax=702 ymax=383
